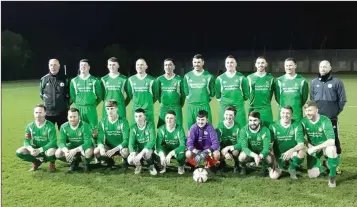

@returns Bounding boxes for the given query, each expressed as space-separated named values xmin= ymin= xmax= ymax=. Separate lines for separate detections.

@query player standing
xmin=183 ymin=54 xmax=215 ymax=130
xmin=269 ymin=106 xmax=305 ymax=180
xmin=127 ymin=108 xmax=157 ymax=175
xmin=70 ymin=59 xmax=103 ymax=137
xmin=101 ymin=57 xmax=130 ymax=119
xmin=16 ymin=104 xmax=57 ymax=172
xmin=310 ymin=60 xmax=346 ymax=174
xmin=215 ymin=55 xmax=250 ymax=128
xmin=127 ymin=59 xmax=159 ymax=126
xmin=55 ymin=108 xmax=94 ymax=173
xmin=275 ymin=58 xmax=309 ymax=122
xmin=301 ymin=101 xmax=339 ymax=187
xmin=156 ymin=58 xmax=185 ymax=128
xmin=247 ymin=56 xmax=275 ymax=127
xmin=155 ymin=110 xmax=186 ymax=174
xmin=94 ymin=100 xmax=130 ymax=169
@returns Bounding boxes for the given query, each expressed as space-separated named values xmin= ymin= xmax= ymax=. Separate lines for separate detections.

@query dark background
xmin=2 ymin=1 xmax=357 ymax=80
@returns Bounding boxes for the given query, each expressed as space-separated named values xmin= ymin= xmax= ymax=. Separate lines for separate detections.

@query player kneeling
xmin=302 ymin=101 xmax=339 ymax=188
xmin=155 ymin=110 xmax=186 ymax=174
xmin=94 ymin=100 xmax=130 ymax=169
xmin=55 ymin=108 xmax=94 ymax=173
xmin=16 ymin=104 xmax=57 ymax=172
xmin=238 ymin=111 xmax=272 ymax=176
xmin=186 ymin=110 xmax=220 ymax=172
xmin=127 ymin=108 xmax=157 ymax=175
xmin=217 ymin=106 xmax=241 ymax=173
xmin=269 ymin=106 xmax=305 ymax=180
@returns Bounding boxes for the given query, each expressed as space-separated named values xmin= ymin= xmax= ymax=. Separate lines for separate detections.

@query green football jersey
xmin=101 ymin=74 xmax=129 ymax=106
xmin=216 ymin=122 xmax=240 ymax=148
xmin=301 ymin=115 xmax=335 ymax=146
xmin=24 ymin=120 xmax=57 ymax=151
xmin=275 ymin=74 xmax=309 ymax=120
xmin=156 ymin=124 xmax=186 ymax=154
xmin=129 ymin=121 xmax=156 ymax=152
xmin=239 ymin=125 xmax=271 ymax=158
xmin=183 ymin=70 xmax=215 ymax=105
xmin=157 ymin=74 xmax=185 ymax=107
xmin=59 ymin=121 xmax=93 ymax=150
xmin=270 ymin=120 xmax=305 ymax=154
xmin=127 ymin=74 xmax=159 ymax=110
xmin=247 ymin=73 xmax=275 ymax=109
xmin=98 ymin=117 xmax=130 ymax=148
xmin=70 ymin=75 xmax=103 ymax=106
xmin=215 ymin=71 xmax=250 ymax=107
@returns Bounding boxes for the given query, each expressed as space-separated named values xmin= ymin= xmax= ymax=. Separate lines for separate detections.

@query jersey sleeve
xmin=295 ymin=123 xmax=305 ymax=144
xmin=128 ymin=126 xmax=136 ymax=153
xmin=261 ymin=128 xmax=271 ymax=158
xmin=152 ymin=79 xmax=159 ymax=103
xmin=120 ymin=119 xmax=130 ymax=148
xmin=215 ymin=77 xmax=222 ymax=101
xmin=209 ymin=74 xmax=215 ymax=98
xmin=208 ymin=125 xmax=219 ymax=151
xmin=81 ymin=123 xmax=93 ymax=150
xmin=238 ymin=128 xmax=251 ymax=155
xmin=183 ymin=75 xmax=189 ymax=98
xmin=174 ymin=127 xmax=187 ymax=154
xmin=144 ymin=123 xmax=156 ymax=150
xmin=216 ymin=128 xmax=223 ymax=142
xmin=95 ymin=78 xmax=103 ymax=105
xmin=24 ymin=124 xmax=32 ymax=147
xmin=69 ymin=79 xmax=76 ymax=104
xmin=97 ymin=120 xmax=105 ymax=147
xmin=41 ymin=124 xmax=57 ymax=151
xmin=155 ymin=128 xmax=164 ymax=153
xmin=337 ymin=80 xmax=347 ymax=114
xmin=157 ymin=78 xmax=162 ymax=104
xmin=301 ymin=79 xmax=309 ymax=106
xmin=323 ymin=118 xmax=336 ymax=140
xmin=58 ymin=125 xmax=68 ymax=148
xmin=274 ymin=79 xmax=281 ymax=105
xmin=126 ymin=78 xmax=133 ymax=101
xmin=179 ymin=78 xmax=186 ymax=107
xmin=241 ymin=76 xmax=250 ymax=101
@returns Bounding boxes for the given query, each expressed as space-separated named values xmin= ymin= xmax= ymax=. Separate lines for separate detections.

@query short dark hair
xmin=248 ymin=111 xmax=260 ymax=119
xmin=285 ymin=57 xmax=296 ymax=64
xmin=197 ymin=110 xmax=208 ymax=118
xmin=35 ymin=104 xmax=46 ymax=111
xmin=68 ymin=108 xmax=80 ymax=115
xmin=135 ymin=108 xmax=146 ymax=114
xmin=224 ymin=106 xmax=237 ymax=116
xmin=256 ymin=56 xmax=267 ymax=61
xmin=105 ymin=100 xmax=118 ymax=108
xmin=80 ymin=59 xmax=90 ymax=65
xmin=164 ymin=58 xmax=175 ymax=65
xmin=226 ymin=55 xmax=235 ymax=59
xmin=108 ymin=57 xmax=119 ymax=63
xmin=166 ymin=110 xmax=176 ymax=116
xmin=304 ymin=101 xmax=318 ymax=109
xmin=193 ymin=54 xmax=204 ymax=61
xmin=282 ymin=105 xmax=294 ymax=113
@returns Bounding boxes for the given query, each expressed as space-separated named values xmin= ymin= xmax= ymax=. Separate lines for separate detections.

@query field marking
xmin=347 ymin=106 xmax=357 ymax=107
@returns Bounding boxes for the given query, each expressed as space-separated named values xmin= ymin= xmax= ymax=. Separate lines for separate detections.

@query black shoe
xmin=260 ymin=168 xmax=268 ymax=177
xmin=233 ymin=165 xmax=240 ymax=173
xmin=106 ymin=158 xmax=115 ymax=169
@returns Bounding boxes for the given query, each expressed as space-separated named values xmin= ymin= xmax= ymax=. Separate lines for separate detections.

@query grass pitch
xmin=2 ymin=74 xmax=357 ymax=206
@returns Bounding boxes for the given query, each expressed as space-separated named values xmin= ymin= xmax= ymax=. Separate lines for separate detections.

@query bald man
xmin=310 ymin=60 xmax=347 ymax=174
xmin=40 ymin=59 xmax=70 ymax=130
xmin=127 ymin=59 xmax=159 ymax=126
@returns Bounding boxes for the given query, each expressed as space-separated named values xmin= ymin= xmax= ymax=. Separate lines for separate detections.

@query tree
xmin=1 ymin=30 xmax=32 ymax=80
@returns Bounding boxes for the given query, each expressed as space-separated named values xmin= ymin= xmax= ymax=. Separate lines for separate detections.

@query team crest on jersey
xmin=202 ymin=79 xmax=206 ymax=82
xmin=257 ymin=136 xmax=261 ymax=141
xmin=89 ymin=82 xmax=93 ymax=85
xmin=133 ymin=82 xmax=136 ymax=85
xmin=43 ymin=132 xmax=47 ymax=136
xmin=295 ymin=83 xmax=298 ymax=87
xmin=60 ymin=82 xmax=65 ymax=87
xmin=145 ymin=131 xmax=149 ymax=136
xmin=78 ymin=132 xmax=82 ymax=136
xmin=223 ymin=81 xmax=227 ymax=84
xmin=232 ymin=132 xmax=237 ymax=136
xmin=328 ymin=84 xmax=333 ymax=88
xmin=235 ymin=79 xmax=238 ymax=83
xmin=318 ymin=128 xmax=323 ymax=132
xmin=145 ymin=83 xmax=148 ymax=86
xmin=173 ymin=82 xmax=177 ymax=86
xmin=161 ymin=83 xmax=164 ymax=86
xmin=106 ymin=81 xmax=109 ymax=85
xmin=204 ymin=131 xmax=208 ymax=135
xmin=174 ymin=136 xmax=178 ymax=140
xmin=290 ymin=131 xmax=294 ymax=135
xmin=117 ymin=125 xmax=121 ymax=130
xmin=189 ymin=79 xmax=193 ymax=82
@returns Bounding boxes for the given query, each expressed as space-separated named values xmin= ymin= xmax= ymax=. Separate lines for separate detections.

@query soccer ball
xmin=193 ymin=168 xmax=208 ymax=183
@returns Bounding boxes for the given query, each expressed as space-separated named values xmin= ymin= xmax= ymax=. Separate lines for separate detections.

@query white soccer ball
xmin=193 ymin=168 xmax=208 ymax=183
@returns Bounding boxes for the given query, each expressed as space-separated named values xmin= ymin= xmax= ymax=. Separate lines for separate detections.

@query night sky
xmin=3 ymin=1 xmax=357 ymax=54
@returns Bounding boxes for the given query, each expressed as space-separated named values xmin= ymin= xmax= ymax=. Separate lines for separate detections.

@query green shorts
xmin=76 ymin=105 xmax=98 ymax=130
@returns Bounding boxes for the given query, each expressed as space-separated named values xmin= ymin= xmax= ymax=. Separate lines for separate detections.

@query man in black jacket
xmin=310 ymin=60 xmax=347 ymax=174
xmin=40 ymin=59 xmax=70 ymax=130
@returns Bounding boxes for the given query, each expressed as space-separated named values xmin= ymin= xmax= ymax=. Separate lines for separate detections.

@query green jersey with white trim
xmin=157 ymin=74 xmax=185 ymax=107
xmin=127 ymin=74 xmax=159 ymax=110
xmin=301 ymin=115 xmax=335 ymax=146
xmin=24 ymin=120 xmax=57 ymax=151
xmin=98 ymin=117 xmax=130 ymax=148
xmin=70 ymin=75 xmax=103 ymax=106
xmin=183 ymin=70 xmax=215 ymax=105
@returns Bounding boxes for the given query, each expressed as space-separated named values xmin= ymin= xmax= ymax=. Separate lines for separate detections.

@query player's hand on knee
xmin=158 ymin=152 xmax=166 ymax=167
xmin=307 ymin=146 xmax=318 ymax=155
xmin=225 ymin=153 xmax=232 ymax=160
xmin=106 ymin=148 xmax=116 ymax=158
xmin=31 ymin=148 xmax=40 ymax=157
xmin=134 ymin=153 xmax=143 ymax=164
xmin=282 ymin=150 xmax=293 ymax=161
xmin=254 ymin=154 xmax=261 ymax=166
xmin=99 ymin=147 xmax=106 ymax=157
xmin=66 ymin=149 xmax=77 ymax=162
xmin=192 ymin=149 xmax=200 ymax=154
xmin=222 ymin=146 xmax=234 ymax=156
xmin=166 ymin=150 xmax=175 ymax=165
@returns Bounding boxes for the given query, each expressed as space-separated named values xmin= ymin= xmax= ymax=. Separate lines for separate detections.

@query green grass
xmin=2 ymin=74 xmax=357 ymax=206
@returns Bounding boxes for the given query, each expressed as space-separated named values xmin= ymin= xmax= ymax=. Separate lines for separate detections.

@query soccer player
xmin=16 ymin=104 xmax=57 ymax=172
xmin=70 ymin=59 xmax=103 ymax=137
xmin=275 ymin=58 xmax=309 ymax=122
xmin=155 ymin=110 xmax=186 ymax=174
xmin=237 ymin=111 xmax=272 ymax=176
xmin=217 ymin=106 xmax=241 ymax=173
xmin=156 ymin=58 xmax=185 ymax=128
xmin=301 ymin=101 xmax=339 ymax=188
xmin=183 ymin=54 xmax=215 ymax=130
xmin=101 ymin=57 xmax=130 ymax=119
xmin=127 ymin=59 xmax=159 ymax=125
xmin=127 ymin=108 xmax=157 ymax=175
xmin=247 ymin=56 xmax=275 ymax=127
xmin=94 ymin=100 xmax=130 ymax=169
xmin=216 ymin=55 xmax=250 ymax=128
xmin=269 ymin=106 xmax=305 ymax=180
xmin=186 ymin=110 xmax=220 ymax=171
xmin=310 ymin=60 xmax=346 ymax=174
xmin=55 ymin=108 xmax=94 ymax=173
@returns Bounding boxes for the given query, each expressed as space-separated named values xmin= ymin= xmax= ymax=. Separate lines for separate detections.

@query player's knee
xmin=308 ymin=167 xmax=320 ymax=178
xmin=121 ymin=148 xmax=129 ymax=158
xmin=238 ymin=152 xmax=247 ymax=162
xmin=269 ymin=168 xmax=282 ymax=180
xmin=85 ymin=148 xmax=94 ymax=158
xmin=325 ymin=146 xmax=337 ymax=158
xmin=15 ymin=147 xmax=27 ymax=155
xmin=297 ymin=150 xmax=305 ymax=159
xmin=265 ymin=155 xmax=273 ymax=164
xmin=127 ymin=153 xmax=135 ymax=165
xmin=232 ymin=150 xmax=239 ymax=157
xmin=185 ymin=150 xmax=193 ymax=159
xmin=55 ymin=149 xmax=63 ymax=158
xmin=213 ymin=150 xmax=220 ymax=160
xmin=143 ymin=150 xmax=153 ymax=160
xmin=45 ymin=148 xmax=56 ymax=156
xmin=93 ymin=147 xmax=100 ymax=157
